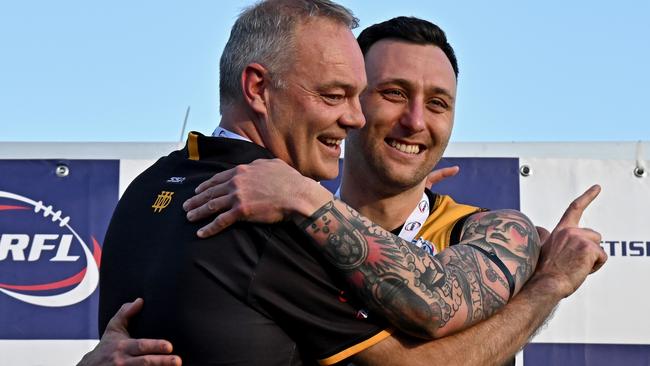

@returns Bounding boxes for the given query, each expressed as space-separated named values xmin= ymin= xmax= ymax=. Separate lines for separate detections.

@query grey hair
xmin=218 ymin=0 xmax=358 ymax=112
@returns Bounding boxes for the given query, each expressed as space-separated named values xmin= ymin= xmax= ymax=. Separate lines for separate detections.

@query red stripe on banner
xmin=0 ymin=205 xmax=29 ymax=211
xmin=0 ymin=236 xmax=102 ymax=291
xmin=92 ymin=236 xmax=102 ymax=268
xmin=0 ymin=269 xmax=86 ymax=291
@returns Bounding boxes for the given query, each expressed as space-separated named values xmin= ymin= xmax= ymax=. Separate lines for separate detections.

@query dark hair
xmin=357 ymin=16 xmax=458 ymax=78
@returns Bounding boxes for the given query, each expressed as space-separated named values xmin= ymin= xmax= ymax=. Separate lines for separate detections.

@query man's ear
xmin=241 ymin=63 xmax=270 ymax=115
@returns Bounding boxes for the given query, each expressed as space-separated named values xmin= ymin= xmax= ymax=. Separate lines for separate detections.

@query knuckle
xmin=237 ymin=203 xmax=252 ymax=217
xmin=205 ymin=187 xmax=217 ymax=200
xmin=231 ymin=174 xmax=246 ymax=187
xmin=569 ymin=199 xmax=583 ymax=212
xmin=235 ymin=164 xmax=248 ymax=174
xmin=115 ymin=340 xmax=128 ymax=352
xmin=207 ymin=199 xmax=217 ymax=212
xmin=137 ymin=340 xmax=148 ymax=354
xmin=565 ymin=227 xmax=582 ymax=237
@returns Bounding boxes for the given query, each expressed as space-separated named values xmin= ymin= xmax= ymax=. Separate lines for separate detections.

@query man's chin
xmin=310 ymin=164 xmax=340 ymax=182
xmin=378 ymin=169 xmax=429 ymax=191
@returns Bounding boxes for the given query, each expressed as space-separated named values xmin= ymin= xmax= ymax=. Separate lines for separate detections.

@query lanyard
xmin=334 ymin=187 xmax=430 ymax=243
xmin=397 ymin=192 xmax=429 ymax=242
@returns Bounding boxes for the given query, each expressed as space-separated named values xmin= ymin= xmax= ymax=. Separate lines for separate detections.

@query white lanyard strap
xmin=334 ymin=187 xmax=429 ymax=242
xmin=397 ymin=192 xmax=429 ymax=242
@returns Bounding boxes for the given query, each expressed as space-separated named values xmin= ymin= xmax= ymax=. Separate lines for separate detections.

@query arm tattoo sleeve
xmin=299 ymin=201 xmax=541 ymax=339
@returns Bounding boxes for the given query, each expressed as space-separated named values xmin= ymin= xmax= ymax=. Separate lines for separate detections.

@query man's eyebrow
xmin=376 ymin=78 xmax=455 ymax=102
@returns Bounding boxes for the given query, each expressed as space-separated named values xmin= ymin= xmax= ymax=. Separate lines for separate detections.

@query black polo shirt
xmin=99 ymin=132 xmax=390 ymax=366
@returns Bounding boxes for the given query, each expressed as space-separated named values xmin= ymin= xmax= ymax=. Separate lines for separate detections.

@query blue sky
xmin=1 ymin=0 xmax=648 ymax=142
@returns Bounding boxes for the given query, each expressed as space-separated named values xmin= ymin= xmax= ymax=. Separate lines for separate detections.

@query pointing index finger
xmin=557 ymin=184 xmax=601 ymax=229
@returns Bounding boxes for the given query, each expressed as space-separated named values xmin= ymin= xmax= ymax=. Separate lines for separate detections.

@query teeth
xmin=388 ymin=140 xmax=420 ymax=154
xmin=323 ymin=138 xmax=342 ymax=146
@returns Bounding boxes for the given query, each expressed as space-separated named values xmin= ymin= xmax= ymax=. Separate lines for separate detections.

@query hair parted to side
xmin=357 ymin=16 xmax=459 ymax=78
xmin=219 ymin=0 xmax=358 ymax=112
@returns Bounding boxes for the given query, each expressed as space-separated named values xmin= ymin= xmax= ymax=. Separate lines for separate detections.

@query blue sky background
xmin=1 ymin=0 xmax=648 ymax=142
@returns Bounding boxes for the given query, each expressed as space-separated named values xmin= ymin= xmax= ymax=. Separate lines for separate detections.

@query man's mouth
xmin=320 ymin=137 xmax=343 ymax=147
xmin=386 ymin=139 xmax=422 ymax=155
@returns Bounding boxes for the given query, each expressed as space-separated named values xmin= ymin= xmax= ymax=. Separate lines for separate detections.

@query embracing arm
xmin=183 ymin=159 xmax=540 ymax=339
xmin=352 ymin=273 xmax=563 ymax=366
xmin=354 ymin=185 xmax=607 ymax=365
xmin=297 ymin=200 xmax=540 ymax=339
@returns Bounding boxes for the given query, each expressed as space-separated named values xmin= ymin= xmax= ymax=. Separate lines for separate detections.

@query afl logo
xmin=404 ymin=221 xmax=422 ymax=232
xmin=418 ymin=199 xmax=428 ymax=213
xmin=0 ymin=191 xmax=101 ymax=307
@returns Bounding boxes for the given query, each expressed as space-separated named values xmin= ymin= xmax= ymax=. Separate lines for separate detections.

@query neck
xmin=340 ymin=167 xmax=427 ymax=231
xmin=219 ymin=106 xmax=266 ymax=147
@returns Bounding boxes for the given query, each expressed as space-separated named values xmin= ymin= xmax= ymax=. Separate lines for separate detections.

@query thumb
xmin=108 ymin=298 xmax=143 ymax=331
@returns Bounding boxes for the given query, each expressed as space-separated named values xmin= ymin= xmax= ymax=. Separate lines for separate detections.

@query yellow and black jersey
xmin=99 ymin=132 xmax=390 ymax=366
xmin=391 ymin=189 xmax=484 ymax=252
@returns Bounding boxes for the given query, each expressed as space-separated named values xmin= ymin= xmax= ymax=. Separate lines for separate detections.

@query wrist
xmin=289 ymin=178 xmax=333 ymax=222
xmin=522 ymin=272 xmax=569 ymax=302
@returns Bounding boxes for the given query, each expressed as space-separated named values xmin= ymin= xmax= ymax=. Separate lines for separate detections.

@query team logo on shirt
xmin=152 ymin=191 xmax=174 ymax=213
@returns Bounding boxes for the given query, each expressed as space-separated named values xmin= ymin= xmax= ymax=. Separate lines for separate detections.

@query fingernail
xmin=182 ymin=201 xmax=189 ymax=211
xmin=197 ymin=229 xmax=204 ymax=238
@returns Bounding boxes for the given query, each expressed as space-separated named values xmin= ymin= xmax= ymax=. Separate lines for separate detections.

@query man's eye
xmin=322 ymin=94 xmax=345 ymax=102
xmin=427 ymin=99 xmax=449 ymax=111
xmin=381 ymin=89 xmax=406 ymax=100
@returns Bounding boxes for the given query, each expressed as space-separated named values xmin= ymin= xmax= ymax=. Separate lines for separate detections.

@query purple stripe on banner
xmin=320 ymin=158 xmax=520 ymax=211
xmin=524 ymin=343 xmax=650 ymax=366
xmin=434 ymin=157 xmax=520 ymax=210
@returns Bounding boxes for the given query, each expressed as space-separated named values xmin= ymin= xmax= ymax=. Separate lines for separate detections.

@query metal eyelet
xmin=55 ymin=164 xmax=70 ymax=178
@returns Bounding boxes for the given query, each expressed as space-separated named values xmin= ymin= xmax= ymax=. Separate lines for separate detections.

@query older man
xmin=90 ymin=3 xmax=605 ymax=366
xmin=98 ymin=1 xmax=413 ymax=365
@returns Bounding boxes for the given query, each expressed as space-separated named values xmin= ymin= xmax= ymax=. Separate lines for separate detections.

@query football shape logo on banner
xmin=0 ymin=191 xmax=101 ymax=307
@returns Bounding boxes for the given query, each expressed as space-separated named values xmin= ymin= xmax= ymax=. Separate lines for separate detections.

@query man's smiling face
xmin=262 ymin=17 xmax=367 ymax=181
xmin=346 ymin=39 xmax=457 ymax=192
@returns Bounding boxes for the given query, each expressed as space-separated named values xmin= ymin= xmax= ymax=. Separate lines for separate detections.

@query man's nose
xmin=339 ymin=97 xmax=366 ymax=130
xmin=399 ymin=101 xmax=425 ymax=132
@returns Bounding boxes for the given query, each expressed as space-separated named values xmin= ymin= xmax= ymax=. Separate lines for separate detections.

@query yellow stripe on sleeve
xmin=317 ymin=329 xmax=394 ymax=365
xmin=188 ymin=132 xmax=200 ymax=160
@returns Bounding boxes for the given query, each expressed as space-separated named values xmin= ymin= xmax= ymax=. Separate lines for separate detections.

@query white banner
xmin=520 ymin=158 xmax=650 ymax=345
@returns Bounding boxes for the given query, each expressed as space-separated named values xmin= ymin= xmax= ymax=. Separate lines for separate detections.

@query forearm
xmin=296 ymin=200 xmax=540 ymax=339
xmin=422 ymin=274 xmax=560 ymax=366
xmin=354 ymin=274 xmax=562 ymax=366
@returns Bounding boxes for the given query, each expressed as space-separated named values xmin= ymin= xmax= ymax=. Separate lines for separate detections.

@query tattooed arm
xmin=351 ymin=186 xmax=606 ymax=365
xmin=298 ymin=201 xmax=540 ymax=339
xmin=183 ymin=159 xmax=541 ymax=339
